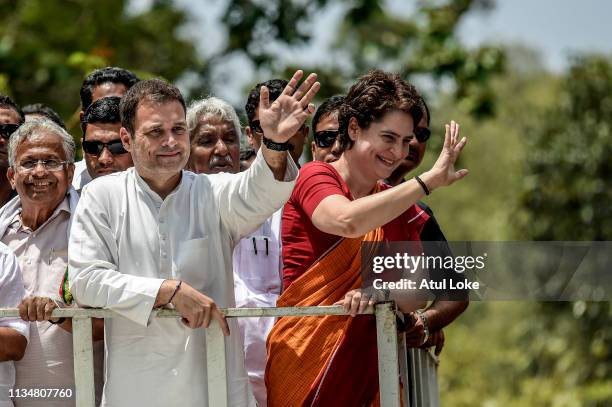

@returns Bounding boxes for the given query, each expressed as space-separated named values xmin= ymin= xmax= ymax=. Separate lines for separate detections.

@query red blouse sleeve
xmin=292 ymin=162 xmax=350 ymax=218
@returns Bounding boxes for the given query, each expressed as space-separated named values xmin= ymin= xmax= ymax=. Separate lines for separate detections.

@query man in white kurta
xmin=0 ymin=243 xmax=29 ymax=407
xmin=68 ymin=72 xmax=319 ymax=406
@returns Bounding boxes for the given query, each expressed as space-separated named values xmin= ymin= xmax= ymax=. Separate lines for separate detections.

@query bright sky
xmin=130 ymin=0 xmax=612 ymax=102
xmin=456 ymin=0 xmax=612 ymax=72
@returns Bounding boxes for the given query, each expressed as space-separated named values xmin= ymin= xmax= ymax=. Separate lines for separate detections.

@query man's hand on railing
xmin=157 ymin=280 xmax=230 ymax=335
xmin=18 ymin=296 xmax=60 ymax=323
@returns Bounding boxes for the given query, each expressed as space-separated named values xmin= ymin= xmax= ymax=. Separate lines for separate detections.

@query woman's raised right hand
xmin=421 ymin=120 xmax=468 ymax=190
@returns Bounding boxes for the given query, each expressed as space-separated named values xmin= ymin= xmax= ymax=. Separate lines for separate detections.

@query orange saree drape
xmin=265 ymin=223 xmax=386 ymax=407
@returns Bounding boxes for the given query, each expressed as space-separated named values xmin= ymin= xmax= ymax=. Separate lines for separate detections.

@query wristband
xmin=48 ymin=317 xmax=66 ymax=325
xmin=262 ymin=136 xmax=293 ymax=151
xmin=166 ymin=280 xmax=182 ymax=306
xmin=414 ymin=309 xmax=430 ymax=346
xmin=414 ymin=176 xmax=430 ymax=195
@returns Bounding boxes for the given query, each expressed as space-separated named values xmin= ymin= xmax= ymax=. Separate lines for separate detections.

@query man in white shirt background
xmin=69 ymin=70 xmax=319 ymax=406
xmin=72 ymin=67 xmax=139 ymax=191
xmin=0 ymin=243 xmax=28 ymax=407
xmin=80 ymin=96 xmax=133 ymax=180
xmin=229 ymin=78 xmax=315 ymax=406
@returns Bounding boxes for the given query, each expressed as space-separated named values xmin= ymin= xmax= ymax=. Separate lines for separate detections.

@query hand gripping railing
xmin=0 ymin=304 xmax=439 ymax=407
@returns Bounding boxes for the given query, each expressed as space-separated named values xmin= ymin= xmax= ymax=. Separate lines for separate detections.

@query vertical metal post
xmin=415 ymin=349 xmax=424 ymax=406
xmin=425 ymin=350 xmax=440 ymax=407
xmin=72 ymin=317 xmax=95 ymax=407
xmin=206 ymin=320 xmax=228 ymax=407
xmin=375 ymin=302 xmax=401 ymax=407
xmin=398 ymin=333 xmax=411 ymax=406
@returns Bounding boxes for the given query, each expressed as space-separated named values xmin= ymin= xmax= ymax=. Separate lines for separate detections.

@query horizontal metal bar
xmin=0 ymin=305 xmax=374 ymax=319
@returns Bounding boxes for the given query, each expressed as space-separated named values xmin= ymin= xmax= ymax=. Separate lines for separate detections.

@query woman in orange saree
xmin=266 ymin=70 xmax=468 ymax=407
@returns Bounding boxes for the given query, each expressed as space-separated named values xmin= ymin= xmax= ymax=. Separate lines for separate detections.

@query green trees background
xmin=1 ymin=0 xmax=610 ymax=405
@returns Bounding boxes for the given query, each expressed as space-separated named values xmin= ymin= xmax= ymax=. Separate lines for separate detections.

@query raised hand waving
xmin=259 ymin=70 xmax=320 ymax=143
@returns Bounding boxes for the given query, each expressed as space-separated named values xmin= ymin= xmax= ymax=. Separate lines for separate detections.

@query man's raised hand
xmin=259 ymin=70 xmax=320 ymax=143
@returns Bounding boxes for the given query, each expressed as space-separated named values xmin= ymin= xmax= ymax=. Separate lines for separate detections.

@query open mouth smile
xmin=376 ymin=155 xmax=396 ymax=167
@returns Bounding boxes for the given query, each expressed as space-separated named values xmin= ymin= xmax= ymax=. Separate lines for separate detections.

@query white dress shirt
xmin=0 ymin=243 xmax=29 ymax=407
xmin=69 ymin=150 xmax=297 ymax=407
xmin=71 ymin=160 xmax=91 ymax=192
xmin=233 ymin=209 xmax=282 ymax=406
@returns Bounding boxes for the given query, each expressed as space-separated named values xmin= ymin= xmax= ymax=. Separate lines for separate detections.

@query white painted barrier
xmin=0 ymin=304 xmax=439 ymax=407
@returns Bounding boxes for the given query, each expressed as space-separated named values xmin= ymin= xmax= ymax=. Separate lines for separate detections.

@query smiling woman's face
xmin=347 ymin=109 xmax=415 ymax=182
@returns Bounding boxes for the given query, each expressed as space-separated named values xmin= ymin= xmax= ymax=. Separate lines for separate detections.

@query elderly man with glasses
xmin=0 ymin=119 xmax=104 ymax=406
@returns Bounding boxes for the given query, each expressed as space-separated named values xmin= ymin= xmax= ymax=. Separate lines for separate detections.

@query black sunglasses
xmin=82 ymin=139 xmax=128 ymax=156
xmin=314 ymin=130 xmax=339 ymax=148
xmin=414 ymin=127 xmax=431 ymax=143
xmin=0 ymin=123 xmax=19 ymax=140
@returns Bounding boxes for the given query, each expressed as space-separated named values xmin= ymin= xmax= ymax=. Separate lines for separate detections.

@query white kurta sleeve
xmin=68 ymin=185 xmax=164 ymax=327
xmin=210 ymin=149 xmax=298 ymax=243
xmin=0 ymin=246 xmax=29 ymax=340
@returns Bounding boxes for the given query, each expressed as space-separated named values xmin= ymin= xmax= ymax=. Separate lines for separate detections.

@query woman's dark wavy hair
xmin=337 ymin=70 xmax=423 ymax=152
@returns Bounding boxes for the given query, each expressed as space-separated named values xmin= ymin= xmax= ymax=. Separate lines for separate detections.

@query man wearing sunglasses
xmin=0 ymin=95 xmax=25 ymax=208
xmin=78 ymin=96 xmax=133 ymax=188
xmin=72 ymin=67 xmax=140 ymax=190
xmin=311 ymin=95 xmax=345 ymax=163
xmin=246 ymin=79 xmax=309 ymax=166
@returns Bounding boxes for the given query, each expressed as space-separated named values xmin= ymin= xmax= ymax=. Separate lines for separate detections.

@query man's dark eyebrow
xmin=142 ymin=123 xmax=164 ymax=132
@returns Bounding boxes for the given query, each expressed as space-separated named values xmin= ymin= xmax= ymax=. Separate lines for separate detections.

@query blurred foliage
xmin=431 ymin=53 xmax=611 ymax=406
xmin=518 ymin=55 xmax=612 ymax=241
xmin=422 ymin=45 xmax=557 ymax=241
xmin=220 ymin=0 xmax=505 ymax=117
xmin=0 ymin=0 xmax=199 ymax=134
xmin=441 ymin=302 xmax=611 ymax=406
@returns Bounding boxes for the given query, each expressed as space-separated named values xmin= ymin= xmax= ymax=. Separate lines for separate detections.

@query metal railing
xmin=0 ymin=304 xmax=439 ymax=407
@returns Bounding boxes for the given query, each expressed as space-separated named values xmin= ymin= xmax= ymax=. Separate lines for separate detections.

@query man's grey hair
xmin=186 ymin=96 xmax=242 ymax=143
xmin=8 ymin=119 xmax=76 ymax=167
